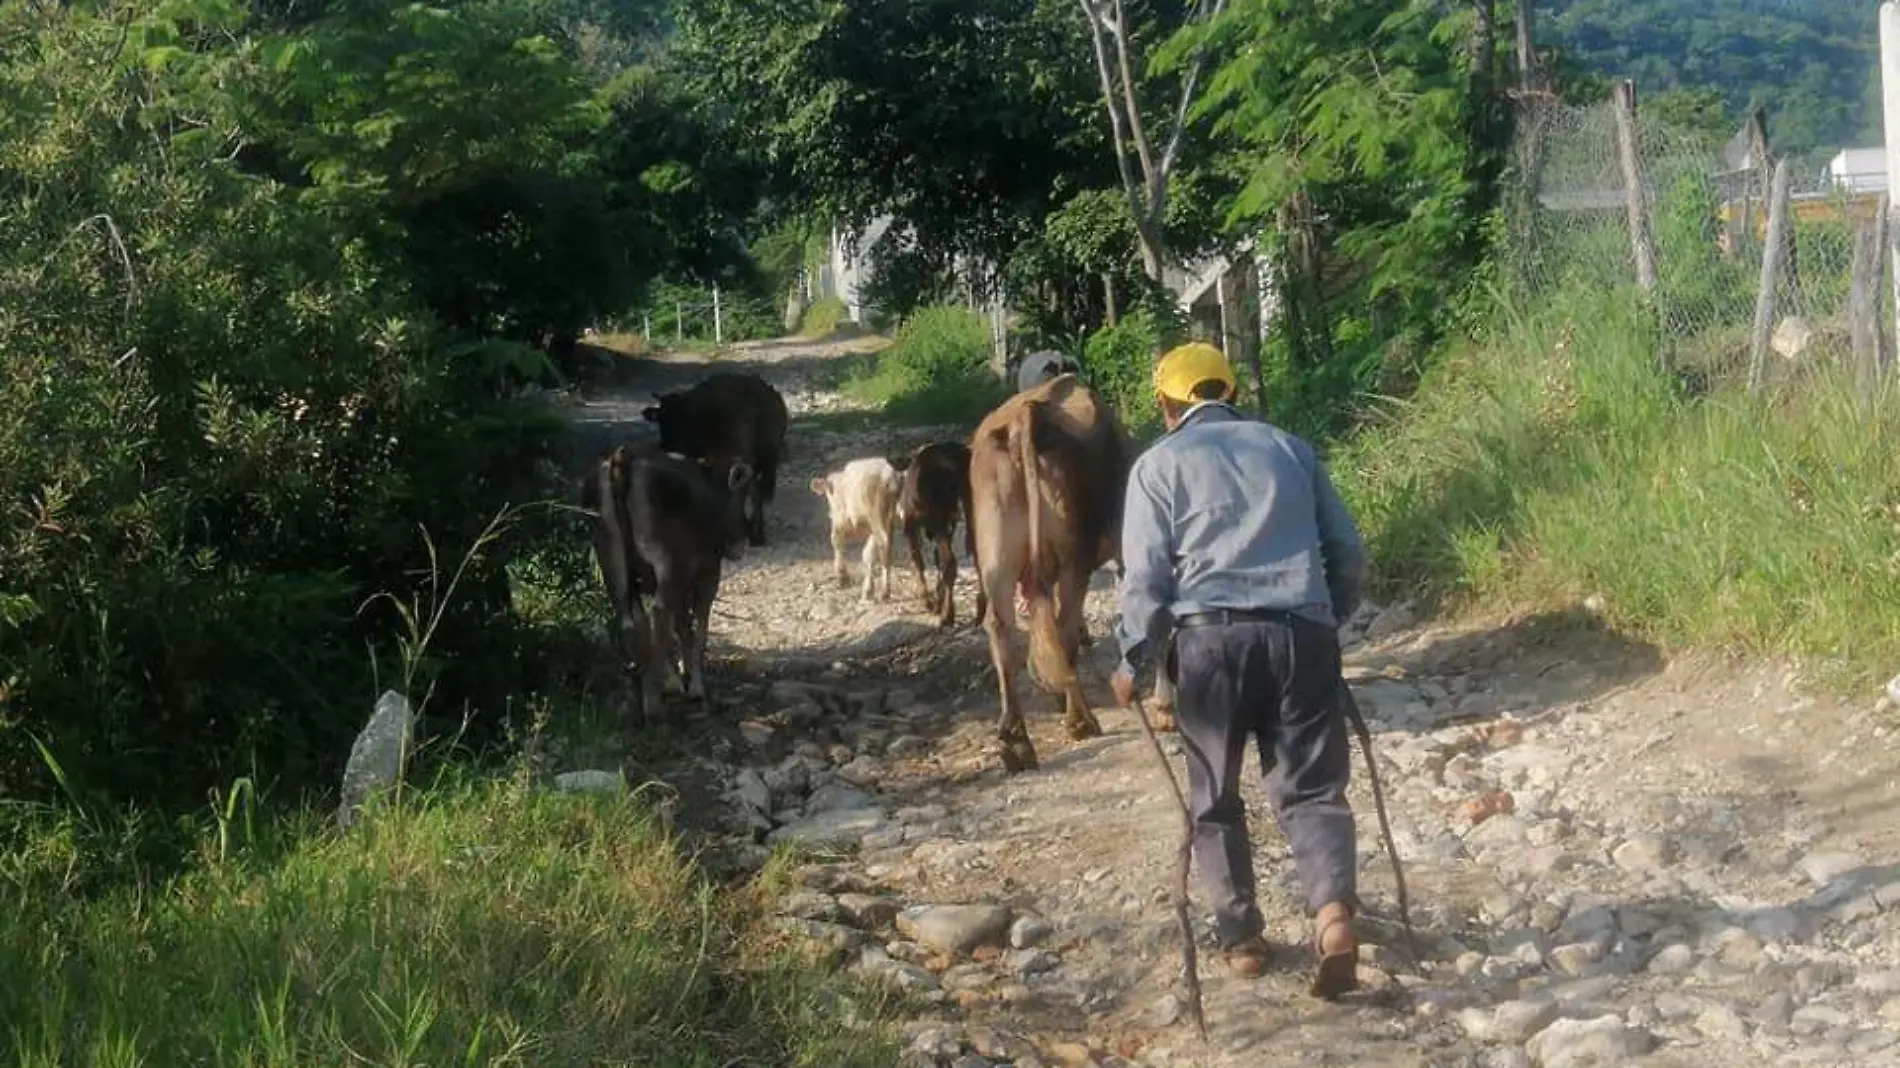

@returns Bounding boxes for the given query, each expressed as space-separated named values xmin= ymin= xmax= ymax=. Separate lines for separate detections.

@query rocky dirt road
xmin=558 ymin=333 xmax=1900 ymax=1068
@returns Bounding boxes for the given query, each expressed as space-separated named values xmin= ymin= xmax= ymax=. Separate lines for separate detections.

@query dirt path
xmin=560 ymin=333 xmax=1900 ymax=1068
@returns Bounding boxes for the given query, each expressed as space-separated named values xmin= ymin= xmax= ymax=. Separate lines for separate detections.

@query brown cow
xmin=897 ymin=440 xmax=985 ymax=629
xmin=967 ymin=374 xmax=1135 ymax=773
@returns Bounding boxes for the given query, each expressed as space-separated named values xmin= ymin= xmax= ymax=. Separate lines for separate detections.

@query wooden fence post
xmin=675 ymin=301 xmax=683 ymax=342
xmin=1852 ymin=202 xmax=1883 ymax=405
xmin=712 ymin=284 xmax=724 ymax=345
xmin=1881 ymin=194 xmax=1898 ymax=379
xmin=1610 ymin=79 xmax=1658 ymax=292
xmin=1747 ymin=158 xmax=1793 ymax=398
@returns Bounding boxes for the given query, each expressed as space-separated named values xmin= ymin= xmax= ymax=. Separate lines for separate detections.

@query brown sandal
xmin=1223 ymin=934 xmax=1272 ymax=979
xmin=1310 ymin=907 xmax=1358 ymax=1000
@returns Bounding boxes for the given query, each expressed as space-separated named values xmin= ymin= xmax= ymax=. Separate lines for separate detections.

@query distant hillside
xmin=1545 ymin=0 xmax=1877 ymax=159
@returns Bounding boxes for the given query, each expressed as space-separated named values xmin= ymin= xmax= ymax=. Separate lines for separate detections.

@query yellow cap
xmin=1153 ymin=341 xmax=1236 ymax=403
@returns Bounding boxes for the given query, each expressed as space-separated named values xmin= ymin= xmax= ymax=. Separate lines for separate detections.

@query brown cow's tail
xmin=1013 ymin=400 xmax=1073 ymax=696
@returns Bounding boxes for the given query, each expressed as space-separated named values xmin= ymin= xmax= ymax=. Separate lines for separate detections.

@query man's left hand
xmin=1110 ymin=667 xmax=1137 ymax=708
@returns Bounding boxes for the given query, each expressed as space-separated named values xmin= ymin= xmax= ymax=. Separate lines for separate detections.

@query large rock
xmin=1525 ymin=1016 xmax=1652 ymax=1068
xmin=897 ymin=904 xmax=1014 ymax=955
xmin=766 ymin=807 xmax=890 ymax=849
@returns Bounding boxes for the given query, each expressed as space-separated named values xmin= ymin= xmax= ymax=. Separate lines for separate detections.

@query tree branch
xmin=1078 ymin=0 xmax=1147 ymax=227
xmin=1108 ymin=0 xmax=1159 ymax=191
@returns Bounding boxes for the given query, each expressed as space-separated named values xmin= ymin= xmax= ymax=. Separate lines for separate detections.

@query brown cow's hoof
xmin=1065 ymin=716 xmax=1104 ymax=742
xmin=1147 ymin=700 xmax=1177 ymax=734
xmin=998 ymin=737 xmax=1040 ymax=774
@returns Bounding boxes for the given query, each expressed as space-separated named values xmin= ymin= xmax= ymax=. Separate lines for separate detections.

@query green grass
xmin=1338 ymin=285 xmax=1900 ymax=689
xmin=799 ymin=295 xmax=850 ymax=338
xmin=0 ymin=776 xmax=899 ymax=1068
xmin=841 ymin=304 xmax=1008 ymax=426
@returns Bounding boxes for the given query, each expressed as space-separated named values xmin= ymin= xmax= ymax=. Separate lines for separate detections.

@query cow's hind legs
xmin=982 ymin=596 xmax=1039 ymax=773
xmin=906 ymin=518 xmax=937 ymax=613
xmin=685 ymin=573 xmax=716 ymax=703
xmin=1055 ymin=574 xmax=1104 ymax=741
xmin=934 ymin=535 xmax=957 ymax=629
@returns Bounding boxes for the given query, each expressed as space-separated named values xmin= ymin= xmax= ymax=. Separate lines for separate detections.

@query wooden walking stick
xmin=1337 ymin=681 xmax=1415 ymax=953
xmin=1123 ymin=685 xmax=1207 ymax=1040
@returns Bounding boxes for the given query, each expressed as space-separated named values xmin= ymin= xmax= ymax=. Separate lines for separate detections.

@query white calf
xmin=810 ymin=457 xmax=901 ymax=601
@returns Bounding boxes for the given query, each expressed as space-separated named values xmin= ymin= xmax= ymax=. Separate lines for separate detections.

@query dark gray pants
xmin=1173 ymin=613 xmax=1356 ymax=948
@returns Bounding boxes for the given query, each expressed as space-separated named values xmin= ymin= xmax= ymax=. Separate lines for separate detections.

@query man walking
xmin=1109 ymin=341 xmax=1367 ymax=999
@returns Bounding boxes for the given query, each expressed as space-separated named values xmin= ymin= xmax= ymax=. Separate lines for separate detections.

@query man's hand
xmin=1110 ymin=666 xmax=1137 ymax=709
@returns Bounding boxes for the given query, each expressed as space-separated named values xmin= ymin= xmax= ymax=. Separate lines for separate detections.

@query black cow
xmin=897 ymin=440 xmax=985 ymax=630
xmin=642 ymin=372 xmax=789 ymax=547
xmin=582 ymin=443 xmax=755 ymax=725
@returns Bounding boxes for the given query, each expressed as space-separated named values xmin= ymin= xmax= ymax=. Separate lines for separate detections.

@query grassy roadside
xmin=1336 ymin=286 xmax=1900 ymax=689
xmin=0 ymin=771 xmax=899 ymax=1068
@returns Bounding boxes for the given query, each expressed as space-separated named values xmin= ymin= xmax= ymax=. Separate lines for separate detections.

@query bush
xmin=0 ymin=6 xmax=559 ymax=807
xmin=0 ymin=779 xmax=900 ymax=1067
xmin=844 ymin=305 xmax=1006 ymax=424
xmin=1337 ymin=284 xmax=1900 ymax=688
xmin=800 ymin=295 xmax=851 ymax=338
xmin=1082 ymin=310 xmax=1166 ymax=438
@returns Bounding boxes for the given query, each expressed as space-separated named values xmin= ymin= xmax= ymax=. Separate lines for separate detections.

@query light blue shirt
xmin=1115 ymin=402 xmax=1365 ymax=678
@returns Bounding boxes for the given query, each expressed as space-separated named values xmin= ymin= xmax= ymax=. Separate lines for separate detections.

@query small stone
xmin=1548 ymin=941 xmax=1601 ymax=977
xmin=838 ymin=892 xmax=899 ymax=930
xmin=1753 ymin=991 xmax=1795 ymax=1032
xmin=951 ymin=1057 xmax=993 ymax=1068
xmin=1857 ymin=970 xmax=1900 ymax=996
xmin=1480 ymin=1051 xmax=1533 ymax=1068
xmin=1489 ymin=999 xmax=1562 ymax=1043
xmin=1645 ymin=943 xmax=1695 ymax=975
xmin=1463 ymin=791 xmax=1516 ymax=826
xmin=1454 ymin=951 xmax=1487 ymax=977
xmin=1885 ymin=997 xmax=1900 ymax=1024
xmin=856 ymin=946 xmax=940 ymax=992
xmin=781 ymin=890 xmax=843 ymax=922
xmin=1525 ymin=1015 xmax=1653 ymax=1068
xmin=738 ymin=720 xmax=776 ymax=747
xmin=859 ymin=826 xmax=907 ymax=850
xmin=887 ymin=734 xmax=929 ymax=757
xmin=1147 ymin=993 xmax=1183 ymax=1027
xmin=1745 ymin=907 xmax=1803 ymax=941
xmin=897 ymin=904 xmax=1014 ymax=955
xmin=1695 ymin=1003 xmax=1749 ymax=1041
xmin=730 ymin=768 xmax=772 ymax=814
xmin=1009 ymin=915 xmax=1054 ymax=949
xmin=765 ymin=808 xmax=890 ymax=849
xmin=1008 ymin=948 xmax=1060 ymax=976
xmin=1798 ymin=850 xmax=1866 ymax=887
xmin=1791 ymin=1003 xmax=1854 ymax=1034
xmin=1610 ymin=835 xmax=1673 ymax=875
xmin=807 ymin=781 xmax=876 ymax=812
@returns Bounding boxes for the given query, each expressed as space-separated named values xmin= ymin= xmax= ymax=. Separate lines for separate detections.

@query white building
xmin=1826 ymin=147 xmax=1888 ymax=194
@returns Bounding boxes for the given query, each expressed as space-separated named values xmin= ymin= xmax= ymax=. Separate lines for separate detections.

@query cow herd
xmin=584 ymin=355 xmax=1170 ymax=775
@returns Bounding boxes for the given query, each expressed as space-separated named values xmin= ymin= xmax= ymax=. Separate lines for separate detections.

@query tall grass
xmin=1339 ymin=286 xmax=1900 ymax=688
xmin=0 ymin=776 xmax=898 ymax=1068
xmin=844 ymin=305 xmax=1007 ymax=424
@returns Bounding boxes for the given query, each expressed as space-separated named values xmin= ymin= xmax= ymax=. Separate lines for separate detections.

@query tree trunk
xmin=1103 ymin=273 xmax=1120 ymax=326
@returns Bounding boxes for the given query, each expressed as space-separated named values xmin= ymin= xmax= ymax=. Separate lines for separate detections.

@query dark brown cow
xmin=643 ymin=372 xmax=788 ymax=546
xmin=582 ymin=443 xmax=755 ymax=726
xmin=897 ymin=440 xmax=985 ymax=629
xmin=967 ymin=373 xmax=1135 ymax=773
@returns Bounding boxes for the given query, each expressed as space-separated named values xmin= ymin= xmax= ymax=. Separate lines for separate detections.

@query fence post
xmin=1882 ymin=193 xmax=1898 ymax=380
xmin=1747 ymin=158 xmax=1793 ymax=399
xmin=1852 ymin=201 xmax=1884 ymax=406
xmin=712 ymin=283 xmax=724 ymax=345
xmin=675 ymin=301 xmax=683 ymax=343
xmin=1882 ymin=2 xmax=1900 ymax=357
xmin=643 ymin=313 xmax=651 ymax=341
xmin=1610 ymin=79 xmax=1658 ymax=292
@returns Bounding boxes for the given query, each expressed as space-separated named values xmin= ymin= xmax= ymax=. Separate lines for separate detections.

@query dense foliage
xmin=0 ymin=0 xmax=755 ymax=808
xmin=1544 ymin=0 xmax=1877 ymax=159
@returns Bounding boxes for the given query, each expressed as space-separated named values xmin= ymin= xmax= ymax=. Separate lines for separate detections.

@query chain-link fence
xmin=1503 ymin=88 xmax=1880 ymax=391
